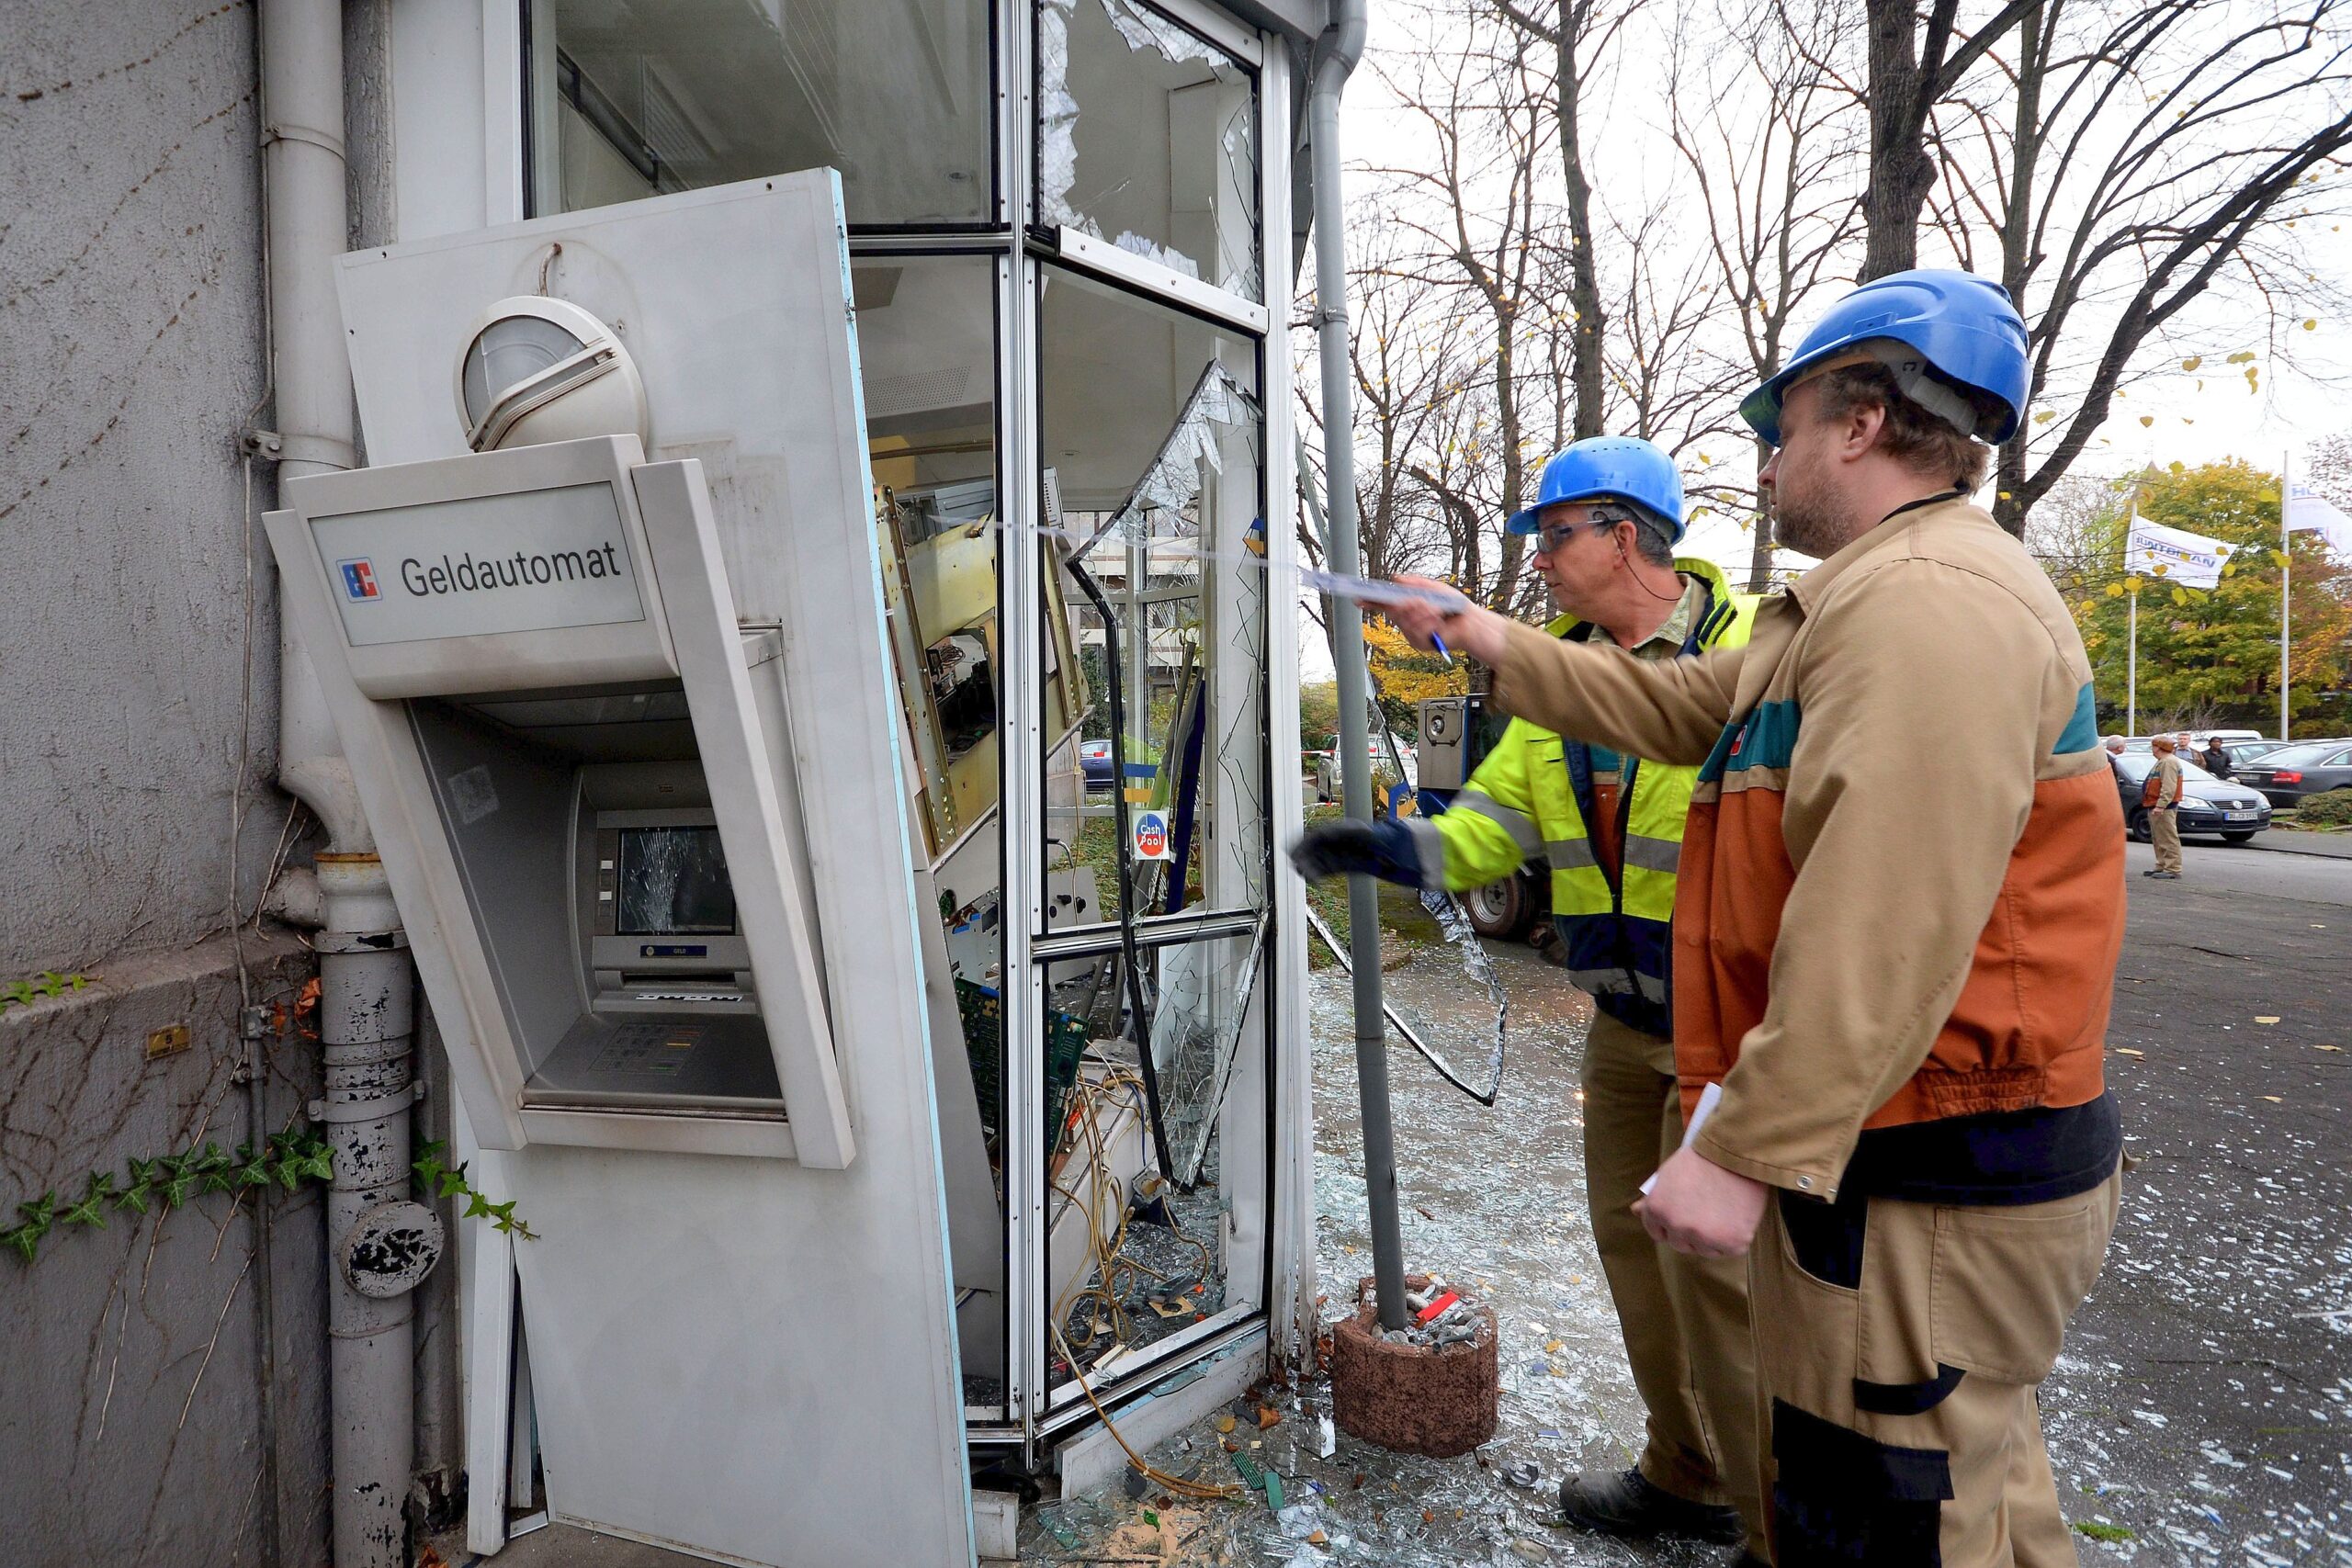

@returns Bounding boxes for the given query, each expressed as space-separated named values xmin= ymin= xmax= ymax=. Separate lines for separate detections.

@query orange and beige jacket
xmin=1486 ymin=497 xmax=2125 ymax=1201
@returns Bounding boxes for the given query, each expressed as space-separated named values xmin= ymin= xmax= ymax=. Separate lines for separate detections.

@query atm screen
xmin=616 ymin=827 xmax=738 ymax=936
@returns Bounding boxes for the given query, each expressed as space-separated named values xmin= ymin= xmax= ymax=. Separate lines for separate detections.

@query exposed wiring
xmin=1057 ymin=556 xmax=1182 ymax=1187
xmin=1049 ymin=1320 xmax=1244 ymax=1502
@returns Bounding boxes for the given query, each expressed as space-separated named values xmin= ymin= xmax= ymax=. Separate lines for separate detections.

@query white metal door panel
xmin=331 ymin=175 xmax=972 ymax=1565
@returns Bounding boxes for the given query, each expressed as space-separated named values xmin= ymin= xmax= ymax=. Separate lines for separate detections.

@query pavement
xmin=2246 ymin=828 xmax=2352 ymax=861
xmin=437 ymin=843 xmax=2352 ymax=1567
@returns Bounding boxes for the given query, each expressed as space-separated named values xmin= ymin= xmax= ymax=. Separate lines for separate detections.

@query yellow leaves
xmin=2270 ymin=547 xmax=2293 ymax=570
xmin=2106 ymin=581 xmax=2126 ymax=598
xmin=2226 ymin=350 xmax=2257 ymax=364
xmin=2034 ymin=408 xmax=2056 ymax=424
xmin=2140 ymin=415 xmax=2155 ymax=427
xmin=2171 ymin=587 xmax=2188 ymax=606
xmin=2181 ymin=355 xmax=2203 ymax=371
xmin=2304 ymin=319 xmax=2319 ymax=332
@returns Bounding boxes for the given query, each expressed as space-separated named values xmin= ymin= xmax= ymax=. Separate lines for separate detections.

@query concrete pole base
xmin=1329 ymin=1275 xmax=1498 ymax=1458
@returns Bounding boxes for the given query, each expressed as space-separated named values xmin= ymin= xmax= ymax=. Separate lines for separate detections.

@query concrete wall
xmin=0 ymin=931 xmax=330 ymax=1568
xmin=0 ymin=0 xmax=295 ymax=975
xmin=0 ymin=3 xmax=413 ymax=1562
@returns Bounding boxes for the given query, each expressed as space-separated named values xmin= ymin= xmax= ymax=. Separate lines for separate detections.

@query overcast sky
xmin=1294 ymin=6 xmax=2352 ymax=683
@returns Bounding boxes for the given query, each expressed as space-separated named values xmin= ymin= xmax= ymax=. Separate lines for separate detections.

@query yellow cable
xmin=1050 ymin=1322 xmax=1245 ymax=1502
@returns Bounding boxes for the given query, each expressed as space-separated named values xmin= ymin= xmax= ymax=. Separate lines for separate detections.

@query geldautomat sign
xmin=311 ymin=480 xmax=648 ymax=646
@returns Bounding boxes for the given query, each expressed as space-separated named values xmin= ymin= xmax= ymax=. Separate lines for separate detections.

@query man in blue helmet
xmin=1293 ymin=436 xmax=1765 ymax=1554
xmin=1384 ymin=272 xmax=2126 ymax=1568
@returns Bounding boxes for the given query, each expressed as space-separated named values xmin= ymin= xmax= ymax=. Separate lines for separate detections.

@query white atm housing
xmin=267 ymin=435 xmax=852 ymax=1165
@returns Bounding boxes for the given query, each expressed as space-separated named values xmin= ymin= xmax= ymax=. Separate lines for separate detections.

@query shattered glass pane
xmin=1040 ymin=267 xmax=1266 ymax=933
xmin=1045 ymin=928 xmax=1265 ymax=1393
xmin=1154 ymin=915 xmax=1268 ymax=1185
xmin=1037 ymin=0 xmax=1262 ymax=301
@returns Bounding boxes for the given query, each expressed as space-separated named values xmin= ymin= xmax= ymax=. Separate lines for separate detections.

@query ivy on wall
xmin=3 ymin=1132 xmax=536 ymax=1263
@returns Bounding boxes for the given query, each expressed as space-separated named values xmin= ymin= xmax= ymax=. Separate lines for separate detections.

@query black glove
xmin=1288 ymin=820 xmax=1388 ymax=881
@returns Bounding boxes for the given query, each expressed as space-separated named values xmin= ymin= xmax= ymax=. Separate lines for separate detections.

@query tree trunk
xmin=1860 ymin=0 xmax=1935 ymax=279
xmin=1555 ymin=0 xmax=1606 ymax=437
xmin=1988 ymin=1 xmax=2048 ymax=537
xmin=1747 ymin=436 xmax=1776 ymax=591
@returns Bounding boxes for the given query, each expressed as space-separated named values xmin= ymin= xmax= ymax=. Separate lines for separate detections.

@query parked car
xmin=2223 ymin=739 xmax=2296 ymax=769
xmin=1311 ymin=731 xmax=1416 ymax=803
xmin=1079 ymin=738 xmax=1114 ymax=789
xmin=2111 ymin=752 xmax=2271 ymax=842
xmin=2234 ymin=739 xmax=2352 ymax=808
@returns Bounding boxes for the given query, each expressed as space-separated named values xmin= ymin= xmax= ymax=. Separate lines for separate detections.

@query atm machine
xmin=281 ymin=170 xmax=1298 ymax=1568
xmin=274 ymin=175 xmax=979 ymax=1566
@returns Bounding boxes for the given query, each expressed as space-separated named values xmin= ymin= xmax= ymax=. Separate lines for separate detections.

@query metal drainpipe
xmin=1306 ymin=0 xmax=1408 ymax=1332
xmin=256 ymin=3 xmax=434 ymax=1564
xmin=311 ymin=858 xmax=428 ymax=1568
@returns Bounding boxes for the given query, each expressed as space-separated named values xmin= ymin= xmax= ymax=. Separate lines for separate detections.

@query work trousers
xmin=1750 ymin=1168 xmax=2122 ymax=1568
xmin=1582 ymin=1012 xmax=1764 ymax=1551
xmin=2150 ymin=807 xmax=2183 ymax=874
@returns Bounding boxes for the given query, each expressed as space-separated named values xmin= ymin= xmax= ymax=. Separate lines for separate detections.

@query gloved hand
xmin=1288 ymin=820 xmax=1388 ymax=881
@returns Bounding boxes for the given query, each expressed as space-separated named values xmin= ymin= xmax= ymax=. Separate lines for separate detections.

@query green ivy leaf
xmin=61 ymin=1173 xmax=115 ymax=1230
xmin=1 ymin=1224 xmax=40 ymax=1263
xmin=16 ymin=1190 xmax=57 ymax=1237
xmin=232 ymin=1143 xmax=274 ymax=1190
xmin=159 ymin=1168 xmax=197 ymax=1210
xmin=295 ymin=1143 xmax=334 ymax=1184
xmin=124 ymin=1156 xmax=163 ymax=1190
xmin=463 ymin=1190 xmax=495 ymax=1221
xmin=190 ymin=1144 xmax=235 ymax=1194
xmin=115 ymin=1181 xmax=153 ymax=1216
xmin=435 ymin=1165 xmax=470 ymax=1201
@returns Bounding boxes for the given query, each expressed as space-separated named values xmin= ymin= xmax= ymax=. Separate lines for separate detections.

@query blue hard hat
xmin=1739 ymin=270 xmax=2030 ymax=447
xmin=1505 ymin=436 xmax=1687 ymax=543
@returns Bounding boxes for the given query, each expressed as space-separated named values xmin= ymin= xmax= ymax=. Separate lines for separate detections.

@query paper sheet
xmin=1638 ymin=1080 xmax=1724 ymax=1196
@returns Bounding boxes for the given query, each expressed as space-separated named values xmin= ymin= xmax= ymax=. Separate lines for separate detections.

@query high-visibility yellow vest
xmin=1422 ymin=558 xmax=1758 ymax=1035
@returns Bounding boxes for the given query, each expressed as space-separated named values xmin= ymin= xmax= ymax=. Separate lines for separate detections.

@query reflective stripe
xmin=1453 ymin=790 xmax=1544 ymax=860
xmin=1546 ymin=838 xmax=1598 ymax=870
xmin=1400 ymin=817 xmax=1449 ymax=891
xmin=1622 ymin=834 xmax=1681 ymax=874
xmin=1569 ymin=967 xmax=1668 ymax=1003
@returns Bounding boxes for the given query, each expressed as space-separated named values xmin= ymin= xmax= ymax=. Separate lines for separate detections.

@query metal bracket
xmin=242 ymin=429 xmax=283 ymax=459
xmin=308 ymin=1079 xmax=428 ymax=1123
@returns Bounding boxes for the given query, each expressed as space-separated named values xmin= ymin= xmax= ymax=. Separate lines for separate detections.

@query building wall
xmin=0 ymin=3 xmax=403 ymax=1562
xmin=0 ymin=0 xmax=293 ymax=974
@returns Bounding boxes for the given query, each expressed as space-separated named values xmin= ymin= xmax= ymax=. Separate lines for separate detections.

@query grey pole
xmin=1309 ymin=0 xmax=1406 ymax=1332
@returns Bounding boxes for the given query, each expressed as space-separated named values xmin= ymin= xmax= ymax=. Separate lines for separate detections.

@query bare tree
xmin=1668 ymin=0 xmax=1864 ymax=586
xmin=1929 ymin=0 xmax=2352 ymax=534
xmin=1494 ymin=0 xmax=1656 ymax=438
xmin=1359 ymin=17 xmax=1558 ymax=615
xmin=1856 ymin=0 xmax=2040 ymax=276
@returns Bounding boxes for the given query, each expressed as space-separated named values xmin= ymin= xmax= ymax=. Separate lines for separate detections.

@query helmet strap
xmin=1790 ymin=342 xmax=1986 ymax=442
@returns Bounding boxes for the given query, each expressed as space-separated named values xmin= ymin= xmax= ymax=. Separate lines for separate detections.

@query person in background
xmin=2146 ymin=736 xmax=2185 ymax=879
xmin=2104 ymin=735 xmax=2129 ymax=781
xmin=2199 ymin=736 xmax=2232 ymax=780
xmin=1292 ymin=437 xmax=1766 ymax=1558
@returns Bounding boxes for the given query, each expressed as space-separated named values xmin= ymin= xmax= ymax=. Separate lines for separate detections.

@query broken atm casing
xmin=274 ymin=168 xmax=1315 ymax=1567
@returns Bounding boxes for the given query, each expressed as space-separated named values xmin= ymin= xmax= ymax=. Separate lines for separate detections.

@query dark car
xmin=1079 ymin=738 xmax=1114 ymax=789
xmin=2223 ymin=739 xmax=2296 ymax=770
xmin=2112 ymin=753 xmax=2271 ymax=842
xmin=2235 ymin=739 xmax=2352 ymax=808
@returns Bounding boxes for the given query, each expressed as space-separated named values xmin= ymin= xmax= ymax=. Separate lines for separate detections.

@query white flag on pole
xmin=2123 ymin=512 xmax=2236 ymax=590
xmin=2286 ymin=480 xmax=2352 ymax=554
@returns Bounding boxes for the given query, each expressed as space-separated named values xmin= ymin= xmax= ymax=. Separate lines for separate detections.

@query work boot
xmin=1555 ymin=1467 xmax=1744 ymax=1544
